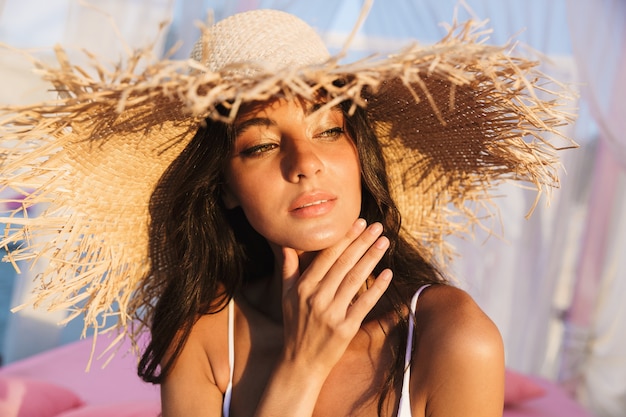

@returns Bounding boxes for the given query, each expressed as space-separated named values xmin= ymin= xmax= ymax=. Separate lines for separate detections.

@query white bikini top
xmin=222 ymin=284 xmax=431 ymax=417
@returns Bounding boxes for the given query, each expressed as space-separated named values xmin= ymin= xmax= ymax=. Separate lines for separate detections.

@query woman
xmin=138 ymin=96 xmax=504 ymax=416
xmin=0 ymin=7 xmax=571 ymax=417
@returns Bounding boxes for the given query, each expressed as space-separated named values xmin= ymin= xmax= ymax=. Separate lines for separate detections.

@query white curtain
xmin=561 ymin=1 xmax=626 ymax=416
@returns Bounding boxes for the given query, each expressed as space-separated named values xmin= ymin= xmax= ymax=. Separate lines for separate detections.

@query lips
xmin=288 ymin=191 xmax=337 ymax=214
xmin=298 ymin=200 xmax=330 ymax=208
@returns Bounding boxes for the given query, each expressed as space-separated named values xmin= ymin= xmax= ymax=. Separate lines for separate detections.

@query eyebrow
xmin=234 ymin=117 xmax=274 ymax=136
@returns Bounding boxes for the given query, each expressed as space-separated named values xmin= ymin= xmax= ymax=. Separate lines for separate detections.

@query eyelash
xmin=240 ymin=143 xmax=277 ymax=156
xmin=239 ymin=127 xmax=345 ymax=157
xmin=318 ymin=127 xmax=345 ymax=138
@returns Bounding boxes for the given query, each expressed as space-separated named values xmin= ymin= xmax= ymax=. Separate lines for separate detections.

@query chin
xmin=261 ymin=214 xmax=361 ymax=253
xmin=286 ymin=229 xmax=347 ymax=252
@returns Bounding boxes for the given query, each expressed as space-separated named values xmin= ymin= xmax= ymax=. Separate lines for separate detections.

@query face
xmin=223 ymin=98 xmax=362 ymax=253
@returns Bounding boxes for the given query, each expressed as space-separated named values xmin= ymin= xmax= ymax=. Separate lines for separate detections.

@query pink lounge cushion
xmin=0 ymin=336 xmax=160 ymax=405
xmin=57 ymin=401 xmax=161 ymax=417
xmin=505 ymin=369 xmax=547 ymax=406
xmin=0 ymin=376 xmax=84 ymax=417
xmin=503 ymin=375 xmax=596 ymax=417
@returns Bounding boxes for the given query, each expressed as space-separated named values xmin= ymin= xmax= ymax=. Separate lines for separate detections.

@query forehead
xmin=234 ymin=97 xmax=341 ymax=123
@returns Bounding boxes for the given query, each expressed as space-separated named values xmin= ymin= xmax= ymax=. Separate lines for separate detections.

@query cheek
xmin=226 ymin=170 xmax=274 ymax=219
xmin=342 ymin=148 xmax=362 ymax=190
xmin=332 ymin=147 xmax=362 ymax=215
xmin=228 ymin=180 xmax=257 ymax=209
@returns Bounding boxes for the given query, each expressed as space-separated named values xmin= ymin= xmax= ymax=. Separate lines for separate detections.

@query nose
xmin=282 ymin=138 xmax=324 ymax=182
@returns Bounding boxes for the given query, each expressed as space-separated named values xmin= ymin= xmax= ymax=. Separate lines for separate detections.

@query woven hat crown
xmin=190 ymin=9 xmax=330 ymax=74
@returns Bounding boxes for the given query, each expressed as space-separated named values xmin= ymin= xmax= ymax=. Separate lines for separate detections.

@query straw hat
xmin=0 ymin=9 xmax=573 ymax=349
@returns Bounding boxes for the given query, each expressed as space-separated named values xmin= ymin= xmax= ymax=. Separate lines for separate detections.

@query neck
xmin=240 ymin=248 xmax=318 ymax=324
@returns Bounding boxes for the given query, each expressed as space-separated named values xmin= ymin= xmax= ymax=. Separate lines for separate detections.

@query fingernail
xmin=368 ymin=222 xmax=383 ymax=236
xmin=374 ymin=236 xmax=389 ymax=249
xmin=354 ymin=218 xmax=367 ymax=230
xmin=379 ymin=269 xmax=393 ymax=282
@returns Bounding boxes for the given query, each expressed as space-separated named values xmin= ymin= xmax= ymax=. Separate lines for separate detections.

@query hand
xmin=279 ymin=218 xmax=393 ymax=377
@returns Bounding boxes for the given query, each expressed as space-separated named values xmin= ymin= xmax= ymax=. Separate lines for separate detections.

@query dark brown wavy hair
xmin=138 ymin=98 xmax=446 ymax=415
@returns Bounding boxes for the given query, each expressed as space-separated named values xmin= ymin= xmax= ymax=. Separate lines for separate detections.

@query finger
xmin=317 ymin=222 xmax=385 ymax=292
xmin=345 ymin=268 xmax=393 ymax=321
xmin=333 ymin=234 xmax=390 ymax=306
xmin=281 ymin=247 xmax=300 ymax=298
xmin=299 ymin=218 xmax=367 ymax=283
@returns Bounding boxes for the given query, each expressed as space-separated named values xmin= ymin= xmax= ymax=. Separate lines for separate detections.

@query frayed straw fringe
xmin=0 ymin=17 xmax=576 ymax=365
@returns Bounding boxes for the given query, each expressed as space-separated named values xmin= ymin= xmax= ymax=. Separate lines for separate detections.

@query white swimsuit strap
xmin=397 ymin=284 xmax=431 ymax=417
xmin=223 ymin=299 xmax=235 ymax=417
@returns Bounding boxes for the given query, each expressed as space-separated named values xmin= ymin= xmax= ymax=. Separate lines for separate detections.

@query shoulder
xmin=411 ymin=285 xmax=505 ymax=416
xmin=160 ymin=302 xmax=231 ymax=416
xmin=415 ymin=285 xmax=502 ymax=352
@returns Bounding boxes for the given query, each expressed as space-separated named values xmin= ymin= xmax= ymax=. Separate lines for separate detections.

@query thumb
xmin=281 ymin=247 xmax=300 ymax=298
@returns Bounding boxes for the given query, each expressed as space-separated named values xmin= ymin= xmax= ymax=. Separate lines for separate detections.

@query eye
xmin=318 ymin=127 xmax=345 ymax=138
xmin=240 ymin=143 xmax=278 ymax=156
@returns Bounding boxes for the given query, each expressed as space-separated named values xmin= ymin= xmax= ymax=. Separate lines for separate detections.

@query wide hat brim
xmin=0 ymin=18 xmax=573 ymax=353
